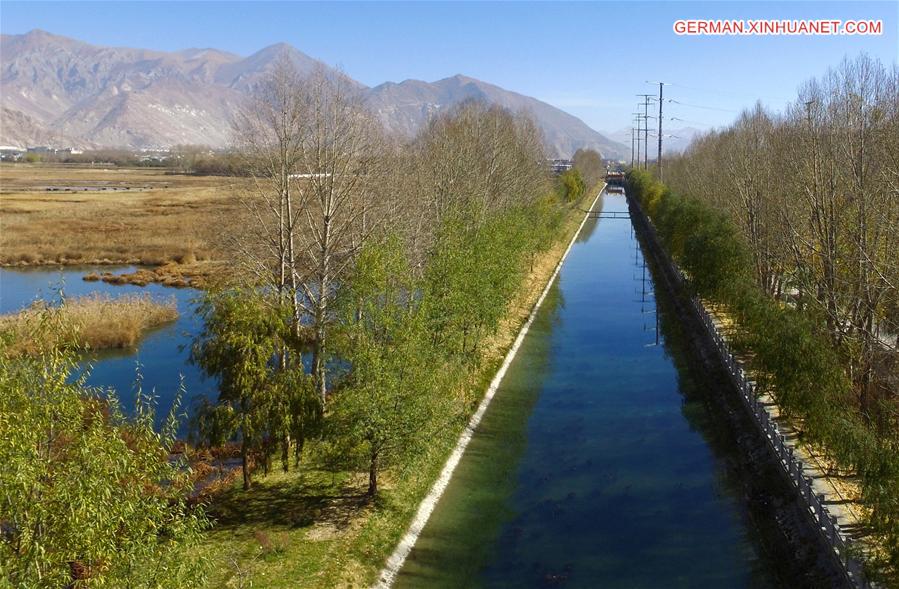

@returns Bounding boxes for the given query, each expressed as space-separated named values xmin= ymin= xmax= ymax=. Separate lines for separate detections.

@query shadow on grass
xmin=207 ymin=468 xmax=370 ymax=534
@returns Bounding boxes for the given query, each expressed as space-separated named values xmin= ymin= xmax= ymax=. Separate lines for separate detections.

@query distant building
xmin=605 ymin=171 xmax=626 ymax=187
xmin=25 ymin=146 xmax=84 ymax=156
xmin=549 ymin=158 xmax=573 ymax=174
xmin=139 ymin=154 xmax=169 ymax=163
xmin=0 ymin=146 xmax=24 ymax=161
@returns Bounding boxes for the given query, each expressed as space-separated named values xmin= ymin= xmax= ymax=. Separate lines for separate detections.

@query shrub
xmin=556 ymin=168 xmax=586 ymax=202
xmin=0 ymin=321 xmax=208 ymax=587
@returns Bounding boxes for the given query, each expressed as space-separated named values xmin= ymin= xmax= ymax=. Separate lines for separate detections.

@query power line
xmin=663 ymin=82 xmax=791 ymax=104
xmin=670 ymin=116 xmax=713 ymax=127
xmin=668 ymin=99 xmax=738 ymax=113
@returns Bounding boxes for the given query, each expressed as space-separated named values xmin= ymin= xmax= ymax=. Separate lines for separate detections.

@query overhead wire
xmin=663 ymin=82 xmax=791 ymax=104
xmin=667 ymin=99 xmax=738 ymax=113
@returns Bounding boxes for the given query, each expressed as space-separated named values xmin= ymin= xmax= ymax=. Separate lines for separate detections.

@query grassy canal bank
xmin=193 ymin=187 xmax=604 ymax=588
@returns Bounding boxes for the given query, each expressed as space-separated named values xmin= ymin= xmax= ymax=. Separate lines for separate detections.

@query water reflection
xmin=397 ymin=193 xmax=780 ymax=588
xmin=0 ymin=266 xmax=215 ymax=430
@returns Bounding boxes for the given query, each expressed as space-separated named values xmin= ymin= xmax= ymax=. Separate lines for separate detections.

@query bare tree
xmin=231 ymin=60 xmax=393 ymax=402
xmin=416 ymin=101 xmax=548 ymax=229
xmin=291 ymin=67 xmax=389 ymax=402
xmin=231 ymin=55 xmax=306 ymax=354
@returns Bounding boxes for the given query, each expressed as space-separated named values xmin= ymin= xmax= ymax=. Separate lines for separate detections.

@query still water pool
xmin=0 ymin=266 xmax=215 ymax=429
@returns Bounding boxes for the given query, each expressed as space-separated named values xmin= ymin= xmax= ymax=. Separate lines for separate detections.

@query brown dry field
xmin=0 ymin=163 xmax=247 ymax=283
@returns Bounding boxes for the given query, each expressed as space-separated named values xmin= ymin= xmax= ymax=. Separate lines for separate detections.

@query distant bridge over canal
xmin=605 ymin=171 xmax=626 ymax=186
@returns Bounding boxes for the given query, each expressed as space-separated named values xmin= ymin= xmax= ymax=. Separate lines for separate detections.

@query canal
xmin=394 ymin=190 xmax=787 ymax=588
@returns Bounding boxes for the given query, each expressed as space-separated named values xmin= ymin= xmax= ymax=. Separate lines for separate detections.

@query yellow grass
xmin=0 ymin=163 xmax=246 ymax=278
xmin=0 ymin=293 xmax=179 ymax=356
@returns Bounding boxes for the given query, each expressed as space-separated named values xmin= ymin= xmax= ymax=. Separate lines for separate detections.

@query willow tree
xmin=0 ymin=315 xmax=207 ymax=587
xmin=191 ymin=290 xmax=287 ymax=489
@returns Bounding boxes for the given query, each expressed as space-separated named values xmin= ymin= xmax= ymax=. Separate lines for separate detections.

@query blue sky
xmin=2 ymin=1 xmax=897 ymax=135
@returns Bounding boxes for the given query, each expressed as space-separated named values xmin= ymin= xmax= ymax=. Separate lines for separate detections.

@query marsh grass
xmin=0 ymin=164 xmax=246 ymax=272
xmin=0 ymin=293 xmax=179 ymax=356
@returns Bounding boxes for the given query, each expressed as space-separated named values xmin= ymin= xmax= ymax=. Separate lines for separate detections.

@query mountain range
xmin=0 ymin=30 xmax=628 ymax=158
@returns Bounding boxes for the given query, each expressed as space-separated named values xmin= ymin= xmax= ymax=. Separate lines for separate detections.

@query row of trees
xmin=189 ymin=58 xmax=580 ymax=497
xmin=0 ymin=58 xmax=591 ymax=586
xmin=628 ymin=55 xmax=899 ymax=577
xmin=664 ymin=54 xmax=899 ymax=424
xmin=630 ymin=166 xmax=899 ymax=579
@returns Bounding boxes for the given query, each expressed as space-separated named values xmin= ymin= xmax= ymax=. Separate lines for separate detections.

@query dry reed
xmin=0 ymin=293 xmax=179 ymax=356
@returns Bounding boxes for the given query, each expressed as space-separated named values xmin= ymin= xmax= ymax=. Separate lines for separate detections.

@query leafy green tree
xmin=0 ymin=314 xmax=207 ymax=588
xmin=264 ymin=368 xmax=322 ymax=472
xmin=556 ymin=168 xmax=586 ymax=202
xmin=331 ymin=236 xmax=448 ymax=496
xmin=192 ymin=291 xmax=291 ymax=489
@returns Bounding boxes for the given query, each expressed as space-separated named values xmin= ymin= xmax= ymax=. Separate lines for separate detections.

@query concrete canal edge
xmin=373 ymin=185 xmax=606 ymax=588
xmin=626 ymin=192 xmax=873 ymax=589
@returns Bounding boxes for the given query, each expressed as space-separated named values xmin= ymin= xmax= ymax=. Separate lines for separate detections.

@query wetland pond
xmin=0 ymin=265 xmax=213 ymax=431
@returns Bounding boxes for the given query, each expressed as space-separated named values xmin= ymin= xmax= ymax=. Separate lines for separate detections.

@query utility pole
xmin=637 ymin=94 xmax=653 ymax=170
xmin=643 ymin=99 xmax=649 ymax=170
xmin=630 ymin=126 xmax=635 ymax=169
xmin=632 ymin=112 xmax=642 ymax=170
xmin=657 ymin=82 xmax=664 ymax=180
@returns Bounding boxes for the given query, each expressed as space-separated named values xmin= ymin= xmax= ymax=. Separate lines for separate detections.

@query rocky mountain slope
xmin=1 ymin=30 xmax=627 ymax=158
xmin=367 ymin=74 xmax=626 ymax=158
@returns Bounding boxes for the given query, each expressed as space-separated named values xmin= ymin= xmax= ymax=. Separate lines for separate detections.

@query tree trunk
xmin=313 ymin=314 xmax=327 ymax=403
xmin=241 ymin=439 xmax=251 ymax=490
xmin=367 ymin=451 xmax=379 ymax=497
xmin=294 ymin=437 xmax=305 ymax=468
xmin=281 ymin=434 xmax=290 ymax=473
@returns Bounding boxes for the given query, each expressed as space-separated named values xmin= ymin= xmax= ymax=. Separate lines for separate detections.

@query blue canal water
xmin=0 ymin=266 xmax=215 ymax=429
xmin=397 ymin=192 xmax=779 ymax=588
